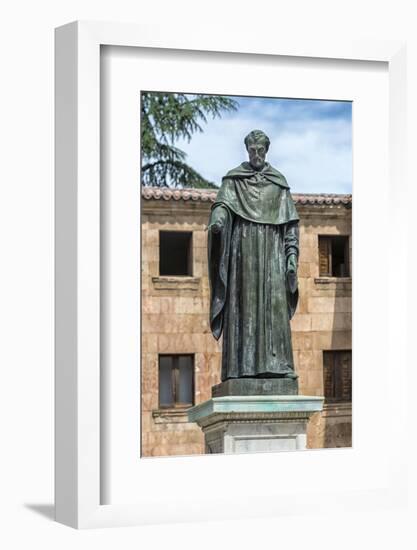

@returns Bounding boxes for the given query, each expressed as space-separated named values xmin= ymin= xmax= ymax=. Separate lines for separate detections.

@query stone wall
xmin=141 ymin=192 xmax=352 ymax=457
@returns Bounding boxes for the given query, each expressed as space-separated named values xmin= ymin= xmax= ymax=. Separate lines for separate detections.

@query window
xmin=318 ymin=235 xmax=350 ymax=277
xmin=159 ymin=231 xmax=193 ymax=276
xmin=323 ymin=350 xmax=352 ymax=402
xmin=158 ymin=354 xmax=194 ymax=408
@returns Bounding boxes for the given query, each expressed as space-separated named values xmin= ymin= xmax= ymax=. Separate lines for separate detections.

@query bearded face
xmin=247 ymin=141 xmax=267 ymax=170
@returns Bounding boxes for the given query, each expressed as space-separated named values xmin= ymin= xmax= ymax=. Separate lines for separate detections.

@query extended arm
xmin=208 ymin=204 xmax=230 ymax=234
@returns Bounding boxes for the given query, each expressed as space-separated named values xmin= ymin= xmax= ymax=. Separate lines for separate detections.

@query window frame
xmin=322 ymin=349 xmax=352 ymax=404
xmin=159 ymin=230 xmax=194 ymax=277
xmin=158 ymin=353 xmax=195 ymax=409
xmin=318 ymin=235 xmax=350 ymax=278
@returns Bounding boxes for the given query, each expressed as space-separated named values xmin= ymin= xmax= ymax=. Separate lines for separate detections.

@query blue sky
xmin=175 ymin=96 xmax=352 ymax=194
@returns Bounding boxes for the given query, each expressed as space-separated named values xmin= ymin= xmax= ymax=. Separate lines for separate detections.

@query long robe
xmin=208 ymin=162 xmax=300 ymax=381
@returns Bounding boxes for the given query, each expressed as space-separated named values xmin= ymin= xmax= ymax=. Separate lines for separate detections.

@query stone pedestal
xmin=188 ymin=395 xmax=324 ymax=454
xmin=212 ymin=377 xmax=298 ymax=397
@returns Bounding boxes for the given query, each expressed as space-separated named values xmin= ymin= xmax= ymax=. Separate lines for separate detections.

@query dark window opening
xmin=323 ymin=350 xmax=352 ymax=402
xmin=158 ymin=354 xmax=194 ymax=408
xmin=159 ymin=231 xmax=193 ymax=276
xmin=318 ymin=235 xmax=350 ymax=277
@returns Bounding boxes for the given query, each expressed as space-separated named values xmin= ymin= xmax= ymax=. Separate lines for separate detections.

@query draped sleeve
xmin=284 ymin=221 xmax=300 ymax=320
xmin=207 ymin=203 xmax=233 ymax=340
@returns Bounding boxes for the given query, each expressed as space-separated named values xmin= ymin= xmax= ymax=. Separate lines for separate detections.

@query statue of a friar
xmin=208 ymin=130 xmax=300 ymax=382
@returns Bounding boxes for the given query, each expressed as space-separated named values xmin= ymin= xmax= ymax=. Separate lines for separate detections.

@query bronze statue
xmin=208 ymin=130 xmax=299 ymax=383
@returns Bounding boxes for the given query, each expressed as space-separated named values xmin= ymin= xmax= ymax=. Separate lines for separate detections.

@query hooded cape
xmin=214 ymin=161 xmax=299 ymax=225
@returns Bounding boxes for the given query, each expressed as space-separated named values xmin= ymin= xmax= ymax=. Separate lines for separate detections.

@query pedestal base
xmin=188 ymin=395 xmax=324 ymax=454
xmin=212 ymin=377 xmax=298 ymax=397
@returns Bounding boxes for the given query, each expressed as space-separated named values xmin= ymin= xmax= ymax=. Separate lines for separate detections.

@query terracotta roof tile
xmin=141 ymin=187 xmax=352 ymax=207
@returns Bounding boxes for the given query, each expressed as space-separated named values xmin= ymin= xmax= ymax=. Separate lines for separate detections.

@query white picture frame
xmin=55 ymin=21 xmax=407 ymax=529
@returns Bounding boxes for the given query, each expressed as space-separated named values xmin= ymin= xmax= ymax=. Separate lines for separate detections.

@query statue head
xmin=244 ymin=129 xmax=270 ymax=171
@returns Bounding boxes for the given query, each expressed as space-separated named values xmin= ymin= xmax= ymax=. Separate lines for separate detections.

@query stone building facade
xmin=141 ymin=187 xmax=352 ymax=457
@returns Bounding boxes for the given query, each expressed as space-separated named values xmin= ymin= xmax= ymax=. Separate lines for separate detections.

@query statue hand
xmin=286 ymin=254 xmax=297 ymax=274
xmin=209 ymin=222 xmax=222 ymax=234
xmin=286 ymin=254 xmax=298 ymax=293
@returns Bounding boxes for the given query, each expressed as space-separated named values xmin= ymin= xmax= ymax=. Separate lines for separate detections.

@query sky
xmin=175 ymin=95 xmax=352 ymax=194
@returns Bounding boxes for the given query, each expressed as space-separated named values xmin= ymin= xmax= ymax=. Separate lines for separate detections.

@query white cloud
xmin=175 ymin=99 xmax=352 ymax=194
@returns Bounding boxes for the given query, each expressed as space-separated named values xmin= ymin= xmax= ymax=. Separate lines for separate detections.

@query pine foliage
xmin=141 ymin=93 xmax=238 ymax=188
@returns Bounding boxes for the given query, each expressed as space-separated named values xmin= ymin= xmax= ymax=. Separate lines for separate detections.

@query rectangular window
xmin=159 ymin=231 xmax=193 ymax=276
xmin=318 ymin=235 xmax=350 ymax=277
xmin=158 ymin=354 xmax=194 ymax=408
xmin=323 ymin=350 xmax=352 ymax=402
